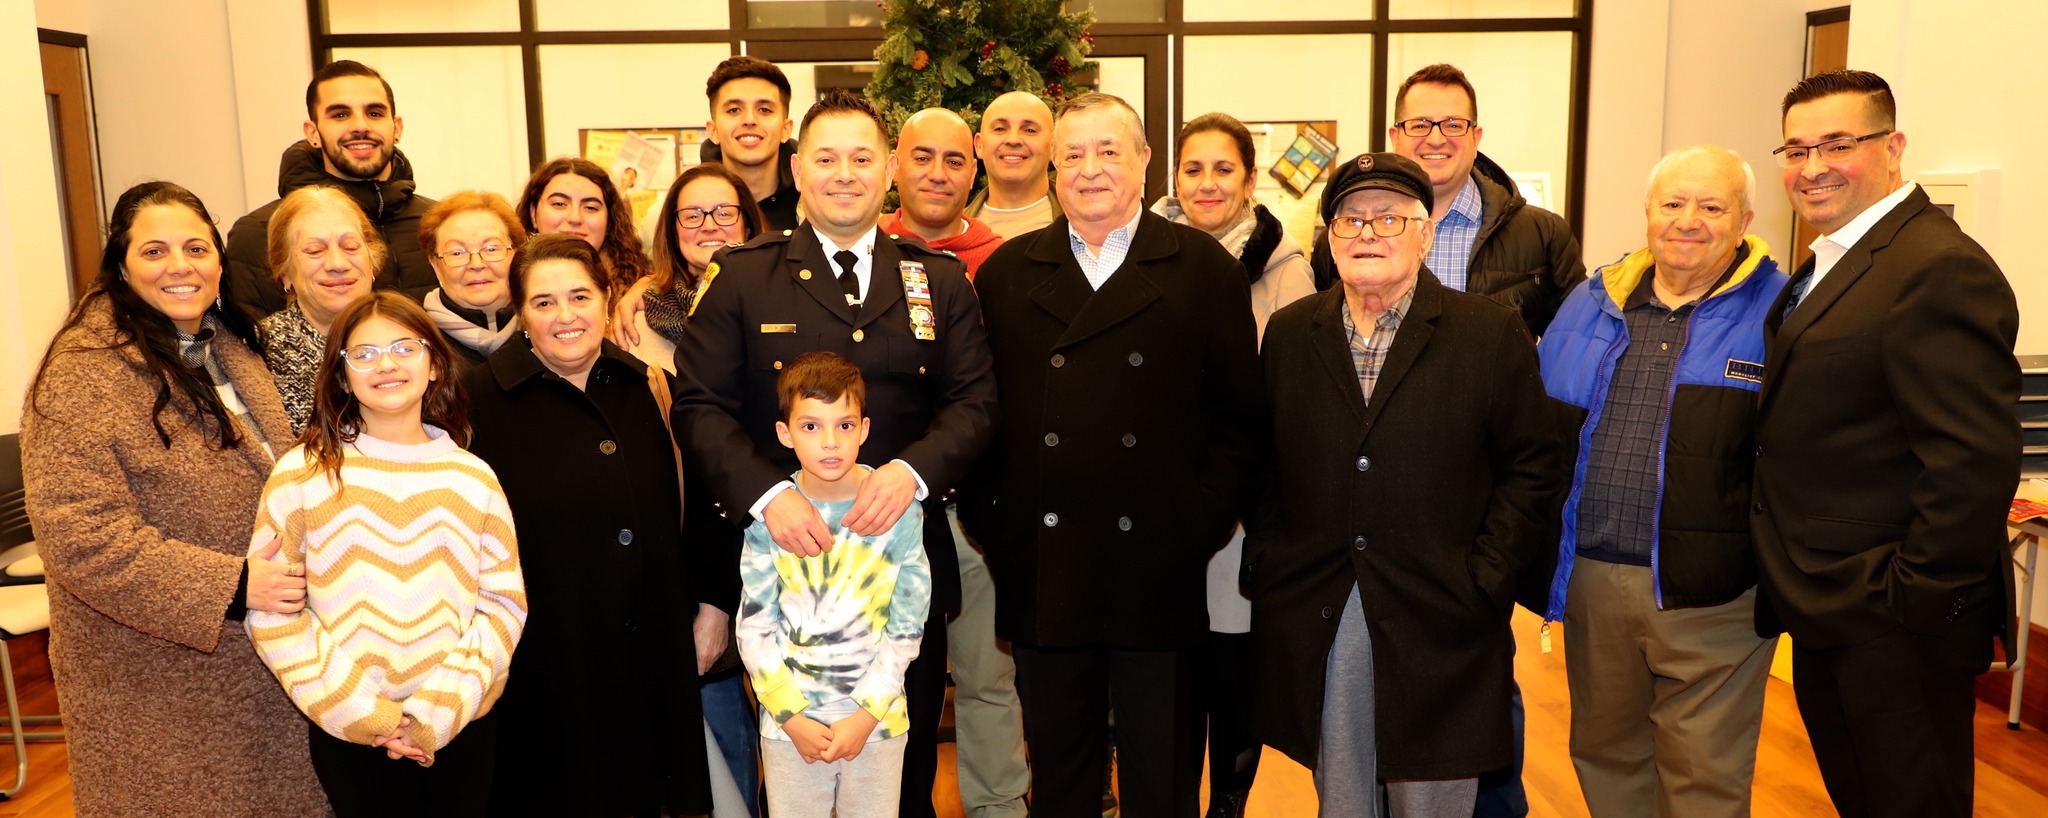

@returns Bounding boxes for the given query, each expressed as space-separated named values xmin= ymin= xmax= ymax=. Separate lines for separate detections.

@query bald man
xmin=883 ymin=109 xmax=1007 ymax=278
xmin=968 ymin=91 xmax=1061 ymax=238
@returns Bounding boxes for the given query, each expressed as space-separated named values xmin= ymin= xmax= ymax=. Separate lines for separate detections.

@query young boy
xmin=736 ymin=351 xmax=932 ymax=818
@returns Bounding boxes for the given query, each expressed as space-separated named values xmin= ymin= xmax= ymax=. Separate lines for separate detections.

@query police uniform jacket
xmin=670 ymin=225 xmax=998 ymax=617
xmin=959 ymin=211 xmax=1263 ymax=651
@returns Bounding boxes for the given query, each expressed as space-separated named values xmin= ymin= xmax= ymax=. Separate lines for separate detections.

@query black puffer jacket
xmin=223 ymin=140 xmax=438 ymax=326
xmin=1313 ymin=152 xmax=1585 ymax=336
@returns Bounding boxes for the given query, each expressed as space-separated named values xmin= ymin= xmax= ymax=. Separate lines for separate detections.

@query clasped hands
xmin=762 ymin=461 xmax=917 ymax=557
xmin=369 ymin=715 xmax=428 ymax=763
xmin=782 ymin=708 xmax=879 ymax=764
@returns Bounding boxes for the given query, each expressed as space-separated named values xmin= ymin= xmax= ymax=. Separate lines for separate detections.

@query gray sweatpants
xmin=1317 ymin=584 xmax=1479 ymax=818
xmin=760 ymin=733 xmax=906 ymax=818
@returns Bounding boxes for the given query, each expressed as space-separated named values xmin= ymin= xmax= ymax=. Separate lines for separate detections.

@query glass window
xmin=1183 ymin=0 xmax=1369 ymax=23
xmin=1384 ymin=31 xmax=1575 ymax=221
xmin=329 ymin=46 xmax=531 ymax=198
xmin=536 ymin=0 xmax=729 ymax=30
xmin=1388 ymin=0 xmax=1577 ymax=20
xmin=1182 ymin=34 xmax=1375 ymax=250
xmin=747 ymin=1 xmax=886 ymax=29
xmin=326 ymin=0 xmax=519 ymax=34
xmin=537 ymin=43 xmax=735 ymax=236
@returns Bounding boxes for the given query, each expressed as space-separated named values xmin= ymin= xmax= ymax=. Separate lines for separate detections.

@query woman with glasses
xmin=615 ymin=164 xmax=765 ymax=371
xmin=256 ymin=185 xmax=384 ymax=434
xmin=247 ymin=292 xmax=525 ymax=818
xmin=21 ymin=181 xmax=329 ymax=816
xmin=465 ymin=234 xmax=712 ymax=817
xmin=419 ymin=192 xmax=527 ymax=368
xmin=516 ymin=157 xmax=652 ymax=298
xmin=1146 ymin=112 xmax=1315 ymax=818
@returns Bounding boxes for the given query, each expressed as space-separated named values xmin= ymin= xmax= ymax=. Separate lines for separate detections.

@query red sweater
xmin=879 ymin=211 xmax=1005 ymax=281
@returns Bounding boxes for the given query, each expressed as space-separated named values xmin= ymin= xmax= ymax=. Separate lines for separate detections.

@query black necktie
xmin=834 ymin=249 xmax=861 ymax=307
xmin=1782 ymin=267 xmax=1813 ymax=321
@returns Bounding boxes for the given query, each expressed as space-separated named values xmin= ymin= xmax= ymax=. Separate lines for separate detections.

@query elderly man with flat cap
xmin=1245 ymin=152 xmax=1563 ymax=818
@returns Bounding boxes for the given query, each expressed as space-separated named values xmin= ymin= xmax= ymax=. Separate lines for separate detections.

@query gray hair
xmin=1055 ymin=92 xmax=1148 ymax=151
xmin=1644 ymin=145 xmax=1755 ymax=215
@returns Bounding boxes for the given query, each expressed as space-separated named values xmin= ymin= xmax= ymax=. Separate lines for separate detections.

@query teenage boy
xmin=736 ymin=351 xmax=934 ymax=818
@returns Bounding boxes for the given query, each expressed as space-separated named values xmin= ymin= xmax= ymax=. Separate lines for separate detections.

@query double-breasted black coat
xmin=1244 ymin=273 xmax=1564 ymax=780
xmin=959 ymin=212 xmax=1264 ymax=651
xmin=465 ymin=339 xmax=711 ymax=817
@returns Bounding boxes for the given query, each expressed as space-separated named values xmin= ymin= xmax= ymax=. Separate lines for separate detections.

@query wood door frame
xmin=38 ymin=29 xmax=101 ymax=300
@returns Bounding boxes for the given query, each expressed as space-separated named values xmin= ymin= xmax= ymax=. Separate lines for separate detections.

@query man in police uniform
xmin=671 ymin=87 xmax=998 ymax=818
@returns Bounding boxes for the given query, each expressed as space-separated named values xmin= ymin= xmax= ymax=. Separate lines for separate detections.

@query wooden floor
xmin=3 ymin=612 xmax=2046 ymax=816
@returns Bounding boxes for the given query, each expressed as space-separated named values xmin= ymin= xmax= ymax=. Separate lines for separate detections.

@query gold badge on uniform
xmin=688 ymin=262 xmax=720 ymax=317
xmin=900 ymin=261 xmax=936 ymax=341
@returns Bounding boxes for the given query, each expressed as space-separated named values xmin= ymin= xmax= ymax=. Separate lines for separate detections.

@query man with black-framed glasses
xmin=1753 ymin=69 xmax=2020 ymax=818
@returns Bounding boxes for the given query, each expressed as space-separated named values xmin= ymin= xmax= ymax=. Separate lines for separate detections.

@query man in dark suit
xmin=671 ymin=88 xmax=998 ymax=818
xmin=1755 ymin=69 xmax=2022 ymax=818
xmin=960 ymin=92 xmax=1263 ymax=818
xmin=1244 ymin=152 xmax=1560 ymax=818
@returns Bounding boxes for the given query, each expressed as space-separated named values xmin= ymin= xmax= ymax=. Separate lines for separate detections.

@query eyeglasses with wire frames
xmin=1394 ymin=117 xmax=1474 ymax=138
xmin=339 ymin=338 xmax=430 ymax=372
xmin=677 ymin=205 xmax=744 ymax=229
xmin=435 ymin=243 xmax=510 ymax=269
xmin=1329 ymin=213 xmax=1429 ymax=240
xmin=1770 ymin=130 xmax=1892 ymax=167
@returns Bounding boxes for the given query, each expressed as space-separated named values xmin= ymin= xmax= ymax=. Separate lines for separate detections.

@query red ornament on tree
xmin=982 ymin=40 xmax=996 ymax=60
xmin=912 ymin=49 xmax=930 ymax=71
xmin=1048 ymin=82 xmax=1065 ymax=99
xmin=1081 ymin=30 xmax=1095 ymax=48
xmin=1050 ymin=55 xmax=1072 ymax=77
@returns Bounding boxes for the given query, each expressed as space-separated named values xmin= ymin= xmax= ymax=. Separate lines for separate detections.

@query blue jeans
xmin=703 ymin=670 xmax=760 ymax=817
xmin=1473 ymin=643 xmax=1529 ymax=818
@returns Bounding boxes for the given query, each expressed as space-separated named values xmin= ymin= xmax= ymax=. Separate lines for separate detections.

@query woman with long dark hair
xmin=516 ymin=157 xmax=651 ymax=298
xmin=20 ymin=181 xmax=329 ymax=816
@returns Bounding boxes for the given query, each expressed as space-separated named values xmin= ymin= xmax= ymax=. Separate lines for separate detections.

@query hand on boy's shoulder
xmin=842 ymin=461 xmax=917 ymax=536
xmin=763 ymin=487 xmax=835 ymax=557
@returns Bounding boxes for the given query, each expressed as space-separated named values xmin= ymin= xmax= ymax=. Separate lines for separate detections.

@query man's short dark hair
xmin=1781 ymin=69 xmax=1897 ymax=129
xmin=798 ymin=88 xmax=892 ymax=148
xmin=1394 ymin=63 xmax=1478 ymax=122
xmin=778 ymin=351 xmax=867 ymax=421
xmin=306 ymin=60 xmax=395 ymax=120
xmin=705 ymin=55 xmax=793 ymax=110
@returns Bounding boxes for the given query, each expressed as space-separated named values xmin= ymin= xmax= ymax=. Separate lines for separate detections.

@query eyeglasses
xmin=339 ymin=338 xmax=429 ymax=372
xmin=1395 ymin=117 xmax=1474 ymax=138
xmin=1329 ymin=214 xmax=1427 ymax=240
xmin=1770 ymin=130 xmax=1891 ymax=167
xmin=436 ymin=244 xmax=510 ymax=268
xmin=677 ymin=205 xmax=743 ymax=229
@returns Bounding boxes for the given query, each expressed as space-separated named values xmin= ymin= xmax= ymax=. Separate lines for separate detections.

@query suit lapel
xmin=1357 ymin=272 xmax=1441 ymax=431
xmin=1307 ymin=289 xmax=1368 ymax=427
xmin=1763 ymin=187 xmax=1932 ymax=408
xmin=855 ymin=236 xmax=907 ymax=330
xmin=787 ymin=226 xmax=859 ymax=324
xmin=1049 ymin=212 xmax=1171 ymax=349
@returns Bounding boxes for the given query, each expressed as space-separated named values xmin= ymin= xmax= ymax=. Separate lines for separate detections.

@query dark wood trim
xmin=1565 ymin=6 xmax=1593 ymax=233
xmin=1369 ymin=0 xmax=1392 ymax=155
xmin=1088 ymin=36 xmax=1172 ymax=199
xmin=519 ymin=0 xmax=545 ymax=170
xmin=1978 ymin=621 xmax=2048 ymax=732
xmin=35 ymin=28 xmax=87 ymax=48
xmin=1807 ymin=6 xmax=1851 ymax=27
xmin=307 ymin=0 xmax=329 ymax=69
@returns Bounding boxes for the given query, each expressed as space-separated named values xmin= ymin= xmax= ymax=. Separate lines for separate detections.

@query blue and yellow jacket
xmin=1537 ymin=235 xmax=1788 ymax=619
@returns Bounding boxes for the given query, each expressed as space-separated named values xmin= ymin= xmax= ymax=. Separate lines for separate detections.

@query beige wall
xmin=4 ymin=4 xmax=74 ymax=435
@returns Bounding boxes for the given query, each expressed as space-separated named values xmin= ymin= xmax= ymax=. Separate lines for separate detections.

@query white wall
xmin=4 ymin=2 xmax=75 ymax=435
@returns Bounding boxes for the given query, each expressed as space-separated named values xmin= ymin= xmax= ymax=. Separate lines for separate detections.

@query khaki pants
xmin=1563 ymin=558 xmax=1776 ymax=818
xmin=943 ymin=507 xmax=1032 ymax=817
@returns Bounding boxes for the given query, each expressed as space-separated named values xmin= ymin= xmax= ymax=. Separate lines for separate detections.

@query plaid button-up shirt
xmin=1339 ymin=285 xmax=1416 ymax=407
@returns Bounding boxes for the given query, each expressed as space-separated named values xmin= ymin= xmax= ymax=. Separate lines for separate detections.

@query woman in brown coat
xmin=20 ymin=182 xmax=330 ymax=816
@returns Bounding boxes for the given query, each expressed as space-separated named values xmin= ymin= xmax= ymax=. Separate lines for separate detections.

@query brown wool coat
xmin=21 ymin=299 xmax=329 ymax=817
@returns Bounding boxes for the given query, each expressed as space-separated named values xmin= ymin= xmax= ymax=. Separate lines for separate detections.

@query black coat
xmin=959 ymin=211 xmax=1263 ymax=651
xmin=670 ymin=225 xmax=998 ymax=619
xmin=1244 ymin=274 xmax=1564 ymax=779
xmin=465 ymin=339 xmax=710 ymax=817
xmin=1752 ymin=186 xmax=2022 ymax=653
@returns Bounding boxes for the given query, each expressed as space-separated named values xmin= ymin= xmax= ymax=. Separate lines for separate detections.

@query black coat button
xmin=1121 ymin=433 xmax=1137 ymax=447
xmin=1044 ymin=432 xmax=1060 ymax=447
xmin=1117 ymin=517 xmax=1132 ymax=531
xmin=599 ymin=440 xmax=618 ymax=455
xmin=1128 ymin=352 xmax=1144 ymax=366
xmin=1755 ymin=445 xmax=1763 ymax=457
xmin=1353 ymin=535 xmax=1368 ymax=550
xmin=1321 ymin=606 xmax=1334 ymax=619
xmin=1355 ymin=456 xmax=1371 ymax=472
xmin=617 ymin=529 xmax=634 ymax=545
xmin=1051 ymin=353 xmax=1066 ymax=368
xmin=1752 ymin=502 xmax=1765 ymax=515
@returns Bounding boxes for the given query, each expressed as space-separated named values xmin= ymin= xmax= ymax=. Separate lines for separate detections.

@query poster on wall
xmin=1243 ymin=121 xmax=1337 ymax=253
xmin=579 ymin=128 xmax=701 ymax=228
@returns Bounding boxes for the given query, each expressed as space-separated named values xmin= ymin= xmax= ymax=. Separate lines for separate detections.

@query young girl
xmin=247 ymin=292 xmax=527 ymax=818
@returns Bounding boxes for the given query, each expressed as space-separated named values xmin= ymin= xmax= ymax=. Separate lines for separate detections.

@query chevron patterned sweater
xmin=247 ymin=427 xmax=526 ymax=765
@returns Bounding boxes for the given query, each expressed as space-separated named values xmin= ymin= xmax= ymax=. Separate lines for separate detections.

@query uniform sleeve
xmin=734 ymin=520 xmax=809 ymax=726
xmin=671 ymin=250 xmax=802 ymax=521
xmin=400 ymin=483 xmax=528 ymax=763
xmin=1881 ymin=246 xmax=2022 ymax=634
xmin=20 ymin=351 xmax=247 ymax=652
xmin=244 ymin=465 xmax=406 ymax=746
xmin=851 ymin=503 xmax=931 ymax=720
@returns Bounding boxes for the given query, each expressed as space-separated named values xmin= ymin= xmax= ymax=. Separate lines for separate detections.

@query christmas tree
xmin=866 ymin=0 xmax=1097 ymax=135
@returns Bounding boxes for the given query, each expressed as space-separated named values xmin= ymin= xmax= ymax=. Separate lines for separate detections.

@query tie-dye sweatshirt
xmin=736 ymin=471 xmax=931 ymax=740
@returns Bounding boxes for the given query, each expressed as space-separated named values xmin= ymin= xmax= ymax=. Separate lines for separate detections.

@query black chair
xmin=0 ymin=433 xmax=63 ymax=800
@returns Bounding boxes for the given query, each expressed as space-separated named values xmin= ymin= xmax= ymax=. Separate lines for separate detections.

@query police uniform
xmin=670 ymin=223 xmax=997 ymax=818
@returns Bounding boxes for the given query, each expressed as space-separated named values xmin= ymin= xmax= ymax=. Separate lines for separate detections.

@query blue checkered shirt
xmin=1068 ymin=208 xmax=1143 ymax=290
xmin=1424 ymin=176 xmax=1484 ymax=293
